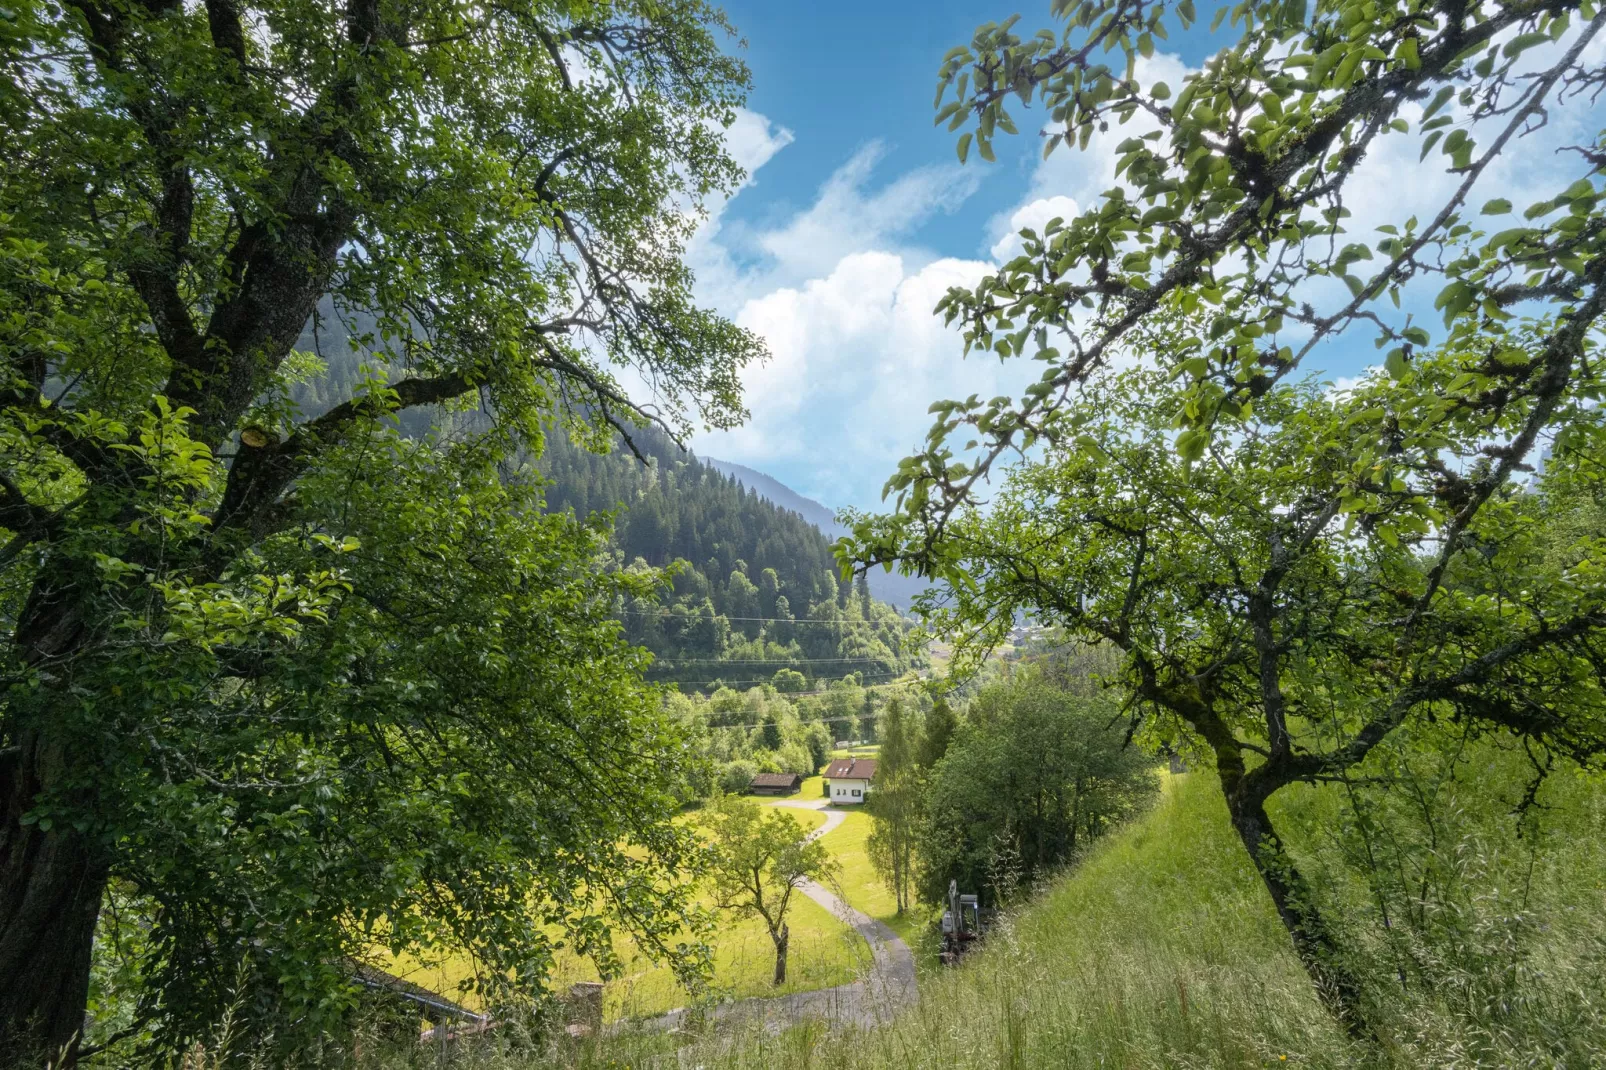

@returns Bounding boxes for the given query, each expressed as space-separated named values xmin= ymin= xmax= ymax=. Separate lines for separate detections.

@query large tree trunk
xmin=1225 ymin=786 xmax=1373 ymax=1041
xmin=0 ymin=734 xmax=108 ymax=1066
xmin=771 ymin=921 xmax=789 ymax=986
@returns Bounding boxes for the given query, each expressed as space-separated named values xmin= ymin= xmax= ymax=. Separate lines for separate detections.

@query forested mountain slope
xmin=535 ymin=425 xmax=918 ymax=692
xmin=700 ymin=457 xmax=840 ymax=531
xmin=286 ymin=313 xmax=919 ymax=694
xmin=700 ymin=457 xmax=932 ymax=611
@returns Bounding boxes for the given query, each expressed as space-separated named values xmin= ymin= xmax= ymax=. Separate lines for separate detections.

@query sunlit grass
xmin=816 ymin=810 xmax=927 ymax=946
xmin=373 ymin=808 xmax=857 ymax=1023
xmin=563 ymin=772 xmax=1355 ymax=1068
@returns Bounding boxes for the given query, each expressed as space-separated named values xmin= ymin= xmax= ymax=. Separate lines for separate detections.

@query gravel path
xmin=626 ymin=800 xmax=917 ymax=1035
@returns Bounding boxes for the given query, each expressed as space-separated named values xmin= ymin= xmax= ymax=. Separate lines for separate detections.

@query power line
xmin=616 ymin=609 xmax=917 ymax=627
xmin=647 ymin=656 xmax=896 ymax=665
xmin=696 ymin=694 xmax=922 ymax=731
xmin=664 ymin=671 xmax=914 ymax=694
xmin=667 ymin=673 xmax=906 ymax=691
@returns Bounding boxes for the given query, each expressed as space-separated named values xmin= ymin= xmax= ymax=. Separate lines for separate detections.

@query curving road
xmin=631 ymin=799 xmax=916 ymax=1035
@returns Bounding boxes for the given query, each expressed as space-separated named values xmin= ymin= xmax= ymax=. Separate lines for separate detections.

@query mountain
xmin=701 ymin=458 xmax=841 ymax=533
xmin=534 ymin=424 xmax=918 ymax=693
xmin=284 ymin=308 xmax=928 ymax=615
xmin=702 ymin=457 xmax=932 ymax=612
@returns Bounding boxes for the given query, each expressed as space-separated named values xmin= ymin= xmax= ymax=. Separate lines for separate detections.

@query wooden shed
xmin=749 ymin=771 xmax=804 ymax=796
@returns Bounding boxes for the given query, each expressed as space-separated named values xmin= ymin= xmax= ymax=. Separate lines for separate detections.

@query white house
xmin=824 ymin=757 xmax=877 ymax=804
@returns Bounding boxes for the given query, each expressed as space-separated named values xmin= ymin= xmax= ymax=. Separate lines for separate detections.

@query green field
xmin=376 ymin=807 xmax=864 ymax=1023
xmin=578 ymin=773 xmax=1347 ymax=1066
xmin=815 ymin=809 xmax=926 ymax=945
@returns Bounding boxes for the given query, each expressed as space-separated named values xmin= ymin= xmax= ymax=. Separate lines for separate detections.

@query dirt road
xmin=630 ymin=799 xmax=916 ymax=1035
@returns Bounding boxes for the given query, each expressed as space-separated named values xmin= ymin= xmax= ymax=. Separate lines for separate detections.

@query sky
xmin=674 ymin=2 xmax=1606 ymax=511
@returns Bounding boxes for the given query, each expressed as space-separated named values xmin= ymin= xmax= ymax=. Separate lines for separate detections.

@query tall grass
xmin=381 ymin=774 xmax=1359 ymax=1069
xmin=536 ymin=761 xmax=1602 ymax=1070
xmin=646 ymin=772 xmax=1360 ymax=1069
xmin=190 ymin=760 xmax=1606 ymax=1068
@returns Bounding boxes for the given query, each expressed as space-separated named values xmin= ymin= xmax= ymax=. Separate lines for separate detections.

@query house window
xmin=852 ymin=789 xmax=861 ymax=797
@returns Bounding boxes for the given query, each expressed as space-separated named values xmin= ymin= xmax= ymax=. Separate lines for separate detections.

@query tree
xmin=0 ymin=0 xmax=760 ymax=1057
xmin=917 ymin=698 xmax=958 ymax=771
xmin=851 ymin=0 xmax=1606 ymax=1037
xmin=803 ymin=722 xmax=832 ymax=773
xmin=772 ymin=668 xmax=808 ymax=693
xmin=918 ymin=675 xmax=1156 ymax=906
xmin=701 ymin=796 xmax=836 ymax=985
xmin=822 ymin=679 xmax=862 ymax=742
xmin=761 ymin=711 xmax=784 ymax=752
xmin=720 ymin=759 xmax=760 ymax=796
xmin=866 ymin=698 xmax=920 ymax=913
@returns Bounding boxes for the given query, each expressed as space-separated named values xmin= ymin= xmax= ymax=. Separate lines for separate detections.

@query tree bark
xmin=0 ymin=734 xmax=108 ymax=1067
xmin=771 ymin=921 xmax=789 ymax=986
xmin=1224 ymin=783 xmax=1373 ymax=1041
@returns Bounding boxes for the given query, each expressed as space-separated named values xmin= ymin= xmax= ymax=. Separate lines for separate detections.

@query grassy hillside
xmin=580 ymin=764 xmax=1602 ymax=1070
xmin=550 ymin=773 xmax=1354 ymax=1069
xmin=364 ymin=764 xmax=1604 ymax=1068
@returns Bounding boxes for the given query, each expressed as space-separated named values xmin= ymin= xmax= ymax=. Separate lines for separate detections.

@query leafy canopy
xmin=847 ymin=0 xmax=1606 ymax=1034
xmin=0 ymin=0 xmax=760 ymax=1055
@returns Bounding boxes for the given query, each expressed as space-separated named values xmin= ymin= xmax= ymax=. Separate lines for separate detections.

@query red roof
xmin=824 ymin=758 xmax=878 ymax=781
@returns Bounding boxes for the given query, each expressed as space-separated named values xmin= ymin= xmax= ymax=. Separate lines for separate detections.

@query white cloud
xmin=723 ymin=107 xmax=796 ymax=178
xmin=679 ymin=126 xmax=1003 ymax=505
xmin=697 ymin=251 xmax=1020 ymax=505
xmin=751 ymin=143 xmax=981 ymax=284
xmin=681 ymin=42 xmax=1606 ymax=509
xmin=990 ymin=195 xmax=1081 ymax=261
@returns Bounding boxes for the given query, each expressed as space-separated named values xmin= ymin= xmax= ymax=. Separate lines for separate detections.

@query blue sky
xmin=711 ymin=1 xmax=1226 ymax=264
xmin=676 ymin=3 xmax=1605 ymax=511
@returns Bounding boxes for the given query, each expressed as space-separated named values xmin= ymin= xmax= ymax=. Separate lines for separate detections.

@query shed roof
xmin=823 ymin=758 xmax=878 ymax=781
xmin=351 ymin=962 xmax=486 ymax=1022
xmin=750 ymin=772 xmax=803 ymax=788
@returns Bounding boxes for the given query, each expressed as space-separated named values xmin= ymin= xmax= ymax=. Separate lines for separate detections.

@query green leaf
xmin=1385 ymin=347 xmax=1408 ymax=379
xmin=1502 ymin=31 xmax=1550 ymax=58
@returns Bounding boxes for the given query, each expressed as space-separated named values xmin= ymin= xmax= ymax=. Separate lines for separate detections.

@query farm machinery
xmin=938 ymin=879 xmax=987 ymax=964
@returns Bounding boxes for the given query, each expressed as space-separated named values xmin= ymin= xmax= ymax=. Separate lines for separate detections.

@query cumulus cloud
xmin=682 ymin=41 xmax=1606 ymax=508
xmin=682 ymin=130 xmax=1005 ymax=504
xmin=704 ymin=252 xmax=1020 ymax=504
xmin=990 ymin=195 xmax=1081 ymax=261
xmin=750 ymin=143 xmax=982 ymax=284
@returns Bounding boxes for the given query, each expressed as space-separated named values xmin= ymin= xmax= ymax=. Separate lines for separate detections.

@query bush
xmin=776 ymin=743 xmax=814 ymax=776
xmin=720 ymin=760 xmax=758 ymax=796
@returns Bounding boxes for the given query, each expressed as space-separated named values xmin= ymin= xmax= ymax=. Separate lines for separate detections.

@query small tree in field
xmin=702 ymin=796 xmax=836 ymax=986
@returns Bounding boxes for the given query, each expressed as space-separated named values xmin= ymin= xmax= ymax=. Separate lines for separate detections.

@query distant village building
xmin=823 ymin=757 xmax=877 ymax=804
xmin=749 ymin=772 xmax=803 ymax=796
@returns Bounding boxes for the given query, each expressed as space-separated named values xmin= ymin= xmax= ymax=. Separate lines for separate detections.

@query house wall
xmin=829 ymin=778 xmax=870 ymax=803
